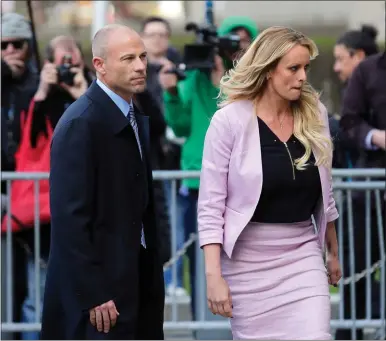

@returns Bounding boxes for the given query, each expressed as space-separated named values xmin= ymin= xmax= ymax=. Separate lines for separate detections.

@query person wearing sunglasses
xmin=1 ymin=12 xmax=39 ymax=340
xmin=1 ymin=12 xmax=39 ymax=170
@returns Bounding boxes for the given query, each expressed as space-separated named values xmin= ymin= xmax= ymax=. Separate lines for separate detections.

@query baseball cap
xmin=1 ymin=12 xmax=32 ymax=40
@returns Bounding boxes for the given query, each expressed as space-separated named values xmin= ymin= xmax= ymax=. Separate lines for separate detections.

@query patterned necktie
xmin=128 ymin=105 xmax=146 ymax=248
xmin=128 ymin=105 xmax=142 ymax=160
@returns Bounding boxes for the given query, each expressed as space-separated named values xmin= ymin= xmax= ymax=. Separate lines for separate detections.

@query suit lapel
xmin=133 ymin=104 xmax=150 ymax=158
xmin=85 ymin=81 xmax=130 ymax=135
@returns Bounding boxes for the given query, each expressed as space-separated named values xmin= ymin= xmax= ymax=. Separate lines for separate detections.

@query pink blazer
xmin=197 ymin=100 xmax=339 ymax=258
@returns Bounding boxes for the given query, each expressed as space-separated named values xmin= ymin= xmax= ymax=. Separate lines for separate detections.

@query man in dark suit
xmin=41 ymin=24 xmax=165 ymax=339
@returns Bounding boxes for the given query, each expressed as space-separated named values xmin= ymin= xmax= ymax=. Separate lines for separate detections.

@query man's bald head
xmin=92 ymin=23 xmax=147 ymax=102
xmin=92 ymin=24 xmax=140 ymax=59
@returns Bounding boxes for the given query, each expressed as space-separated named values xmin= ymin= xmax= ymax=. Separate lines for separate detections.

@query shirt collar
xmin=96 ymin=78 xmax=133 ymax=117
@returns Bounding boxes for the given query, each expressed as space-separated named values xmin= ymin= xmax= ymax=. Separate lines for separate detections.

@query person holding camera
xmin=16 ymin=35 xmax=94 ymax=340
xmin=159 ymin=16 xmax=259 ymax=326
xmin=33 ymin=35 xmax=94 ymax=113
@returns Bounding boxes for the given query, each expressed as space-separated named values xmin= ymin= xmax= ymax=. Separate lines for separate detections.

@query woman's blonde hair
xmin=218 ymin=26 xmax=332 ymax=170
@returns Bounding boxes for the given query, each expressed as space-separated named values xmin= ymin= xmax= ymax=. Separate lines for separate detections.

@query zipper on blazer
xmin=283 ymin=142 xmax=295 ymax=180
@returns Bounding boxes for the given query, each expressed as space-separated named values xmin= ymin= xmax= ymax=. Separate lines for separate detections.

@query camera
xmin=57 ymin=55 xmax=76 ymax=86
xmin=182 ymin=22 xmax=241 ymax=71
xmin=151 ymin=62 xmax=187 ymax=81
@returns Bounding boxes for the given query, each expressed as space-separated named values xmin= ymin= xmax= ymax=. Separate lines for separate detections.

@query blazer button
xmin=136 ymin=173 xmax=139 ymax=177
xmin=132 ymin=221 xmax=136 ymax=225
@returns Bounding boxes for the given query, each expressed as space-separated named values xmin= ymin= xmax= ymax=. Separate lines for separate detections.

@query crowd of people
xmin=1 ymin=10 xmax=385 ymax=341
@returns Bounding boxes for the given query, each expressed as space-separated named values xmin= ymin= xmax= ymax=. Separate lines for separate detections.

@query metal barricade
xmin=1 ymin=169 xmax=385 ymax=339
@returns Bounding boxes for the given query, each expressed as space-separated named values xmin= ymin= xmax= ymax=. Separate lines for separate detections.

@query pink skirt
xmin=221 ymin=220 xmax=331 ymax=340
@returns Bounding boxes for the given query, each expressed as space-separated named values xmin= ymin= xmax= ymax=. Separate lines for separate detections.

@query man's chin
xmin=132 ymin=84 xmax=147 ymax=93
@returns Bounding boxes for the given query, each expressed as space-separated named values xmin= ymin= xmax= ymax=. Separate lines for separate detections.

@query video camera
xmin=181 ymin=1 xmax=241 ymax=71
xmin=155 ymin=1 xmax=240 ymax=79
xmin=151 ymin=62 xmax=187 ymax=81
xmin=182 ymin=22 xmax=241 ymax=71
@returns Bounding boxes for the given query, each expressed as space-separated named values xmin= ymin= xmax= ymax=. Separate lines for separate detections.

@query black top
xmin=250 ymin=117 xmax=322 ymax=223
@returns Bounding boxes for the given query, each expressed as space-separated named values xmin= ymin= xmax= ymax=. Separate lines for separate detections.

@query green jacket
xmin=164 ymin=17 xmax=259 ymax=189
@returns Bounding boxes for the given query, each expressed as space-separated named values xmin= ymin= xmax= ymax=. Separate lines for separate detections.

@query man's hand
xmin=89 ymin=300 xmax=119 ymax=333
xmin=211 ymin=55 xmax=225 ymax=87
xmin=60 ymin=67 xmax=88 ymax=100
xmin=3 ymin=53 xmax=25 ymax=79
xmin=158 ymin=61 xmax=178 ymax=95
xmin=371 ymin=129 xmax=386 ymax=150
xmin=34 ymin=63 xmax=58 ymax=101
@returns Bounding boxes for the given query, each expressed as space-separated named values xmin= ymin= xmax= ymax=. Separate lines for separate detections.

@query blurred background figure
xmin=141 ymin=16 xmax=182 ymax=108
xmin=333 ymin=25 xmax=379 ymax=84
xmin=1 ymin=12 xmax=39 ymax=183
xmin=140 ymin=16 xmax=186 ymax=297
xmin=331 ymin=24 xmax=383 ymax=340
xmin=1 ymin=12 xmax=39 ymax=341
xmin=335 ymin=49 xmax=386 ymax=340
xmin=331 ymin=25 xmax=379 ymax=169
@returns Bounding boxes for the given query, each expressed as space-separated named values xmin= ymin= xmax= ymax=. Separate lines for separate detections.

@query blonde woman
xmin=197 ymin=27 xmax=342 ymax=339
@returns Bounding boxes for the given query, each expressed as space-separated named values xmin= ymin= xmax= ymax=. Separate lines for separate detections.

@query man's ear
xmin=92 ymin=57 xmax=106 ymax=75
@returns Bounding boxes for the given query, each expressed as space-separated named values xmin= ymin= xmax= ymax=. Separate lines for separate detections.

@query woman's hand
xmin=326 ymin=254 xmax=342 ymax=287
xmin=206 ymin=273 xmax=233 ymax=318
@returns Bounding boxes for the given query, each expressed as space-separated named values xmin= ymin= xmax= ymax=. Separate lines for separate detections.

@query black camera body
xmin=151 ymin=62 xmax=187 ymax=81
xmin=183 ymin=22 xmax=241 ymax=71
xmin=57 ymin=55 xmax=76 ymax=86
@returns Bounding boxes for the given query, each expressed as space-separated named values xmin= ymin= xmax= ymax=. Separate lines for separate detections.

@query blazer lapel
xmin=317 ymin=164 xmax=329 ymax=213
xmin=313 ymin=146 xmax=329 ymax=249
xmin=238 ymin=100 xmax=263 ymax=208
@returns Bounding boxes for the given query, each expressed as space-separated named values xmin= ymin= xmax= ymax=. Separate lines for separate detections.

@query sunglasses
xmin=1 ymin=40 xmax=26 ymax=50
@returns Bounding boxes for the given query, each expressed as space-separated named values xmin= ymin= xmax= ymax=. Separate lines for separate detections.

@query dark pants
xmin=335 ymin=195 xmax=386 ymax=340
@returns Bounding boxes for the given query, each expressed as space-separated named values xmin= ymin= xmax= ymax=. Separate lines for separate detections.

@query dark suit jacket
xmin=134 ymin=91 xmax=171 ymax=264
xmin=41 ymin=81 xmax=165 ymax=340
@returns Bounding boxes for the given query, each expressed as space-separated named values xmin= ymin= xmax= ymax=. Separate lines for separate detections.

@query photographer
xmin=33 ymin=35 xmax=94 ymax=125
xmin=17 ymin=35 xmax=94 ymax=340
xmin=159 ymin=16 xmax=259 ymax=326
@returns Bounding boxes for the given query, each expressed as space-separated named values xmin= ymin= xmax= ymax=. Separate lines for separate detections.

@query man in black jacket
xmin=41 ymin=24 xmax=164 ymax=339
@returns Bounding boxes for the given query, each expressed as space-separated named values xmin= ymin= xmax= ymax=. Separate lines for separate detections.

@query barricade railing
xmin=1 ymin=169 xmax=385 ymax=340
